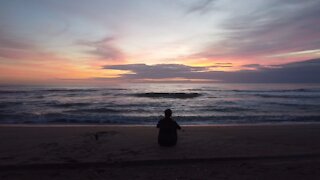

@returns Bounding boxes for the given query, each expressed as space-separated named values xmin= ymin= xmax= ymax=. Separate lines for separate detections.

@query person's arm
xmin=157 ymin=120 xmax=161 ymax=128
xmin=176 ymin=122 xmax=181 ymax=130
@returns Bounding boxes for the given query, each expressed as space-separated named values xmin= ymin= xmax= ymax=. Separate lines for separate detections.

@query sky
xmin=0 ymin=0 xmax=320 ymax=84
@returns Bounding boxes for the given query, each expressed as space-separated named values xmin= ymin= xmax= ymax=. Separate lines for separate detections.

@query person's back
xmin=157 ymin=109 xmax=181 ymax=146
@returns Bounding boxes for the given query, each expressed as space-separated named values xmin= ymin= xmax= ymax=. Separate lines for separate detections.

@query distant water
xmin=1 ymin=83 xmax=320 ymax=125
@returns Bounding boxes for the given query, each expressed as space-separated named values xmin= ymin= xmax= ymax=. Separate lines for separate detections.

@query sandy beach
xmin=0 ymin=124 xmax=320 ymax=179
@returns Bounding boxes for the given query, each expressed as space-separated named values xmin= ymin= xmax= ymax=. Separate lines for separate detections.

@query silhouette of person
xmin=157 ymin=109 xmax=181 ymax=146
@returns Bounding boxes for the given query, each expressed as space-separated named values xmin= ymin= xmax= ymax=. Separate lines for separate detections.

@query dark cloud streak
xmin=185 ymin=0 xmax=217 ymax=14
xmin=104 ymin=64 xmax=209 ymax=79
xmin=103 ymin=58 xmax=320 ymax=83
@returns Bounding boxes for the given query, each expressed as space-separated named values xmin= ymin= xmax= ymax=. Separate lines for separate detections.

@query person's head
xmin=164 ymin=109 xmax=172 ymax=118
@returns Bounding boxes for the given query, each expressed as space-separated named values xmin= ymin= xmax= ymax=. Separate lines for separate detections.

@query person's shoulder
xmin=171 ymin=119 xmax=179 ymax=125
xmin=159 ymin=118 xmax=166 ymax=122
xmin=158 ymin=119 xmax=164 ymax=124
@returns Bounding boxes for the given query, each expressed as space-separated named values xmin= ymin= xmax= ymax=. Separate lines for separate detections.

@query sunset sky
xmin=1 ymin=0 xmax=320 ymax=84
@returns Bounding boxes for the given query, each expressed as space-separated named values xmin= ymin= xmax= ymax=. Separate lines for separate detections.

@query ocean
xmin=1 ymin=83 xmax=320 ymax=125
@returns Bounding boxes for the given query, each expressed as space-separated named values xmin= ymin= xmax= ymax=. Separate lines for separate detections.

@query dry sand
xmin=0 ymin=124 xmax=320 ymax=179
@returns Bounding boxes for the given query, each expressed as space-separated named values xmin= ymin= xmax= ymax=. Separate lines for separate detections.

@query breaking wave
xmin=254 ymin=94 xmax=320 ymax=99
xmin=131 ymin=92 xmax=202 ymax=99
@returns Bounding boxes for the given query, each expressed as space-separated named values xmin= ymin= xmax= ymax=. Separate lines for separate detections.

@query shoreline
xmin=1 ymin=121 xmax=320 ymax=127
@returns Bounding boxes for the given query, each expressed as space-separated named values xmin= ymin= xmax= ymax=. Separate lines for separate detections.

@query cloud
xmin=0 ymin=30 xmax=74 ymax=64
xmin=104 ymin=64 xmax=209 ymax=79
xmin=210 ymin=62 xmax=233 ymax=68
xmin=103 ymin=58 xmax=320 ymax=83
xmin=77 ymin=37 xmax=125 ymax=61
xmin=185 ymin=0 xmax=217 ymax=14
xmin=0 ymin=37 xmax=33 ymax=50
xmin=241 ymin=64 xmax=268 ymax=70
xmin=194 ymin=0 xmax=320 ymax=61
xmin=241 ymin=64 xmax=262 ymax=68
xmin=229 ymin=58 xmax=320 ymax=83
xmin=0 ymin=30 xmax=39 ymax=60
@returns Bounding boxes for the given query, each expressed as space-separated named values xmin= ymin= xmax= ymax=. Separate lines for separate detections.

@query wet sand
xmin=0 ymin=124 xmax=320 ymax=179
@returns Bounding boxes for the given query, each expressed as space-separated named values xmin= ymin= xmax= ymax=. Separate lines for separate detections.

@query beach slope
xmin=0 ymin=124 xmax=320 ymax=179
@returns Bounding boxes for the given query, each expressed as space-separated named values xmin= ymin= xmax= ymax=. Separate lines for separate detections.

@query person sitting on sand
xmin=157 ymin=109 xmax=181 ymax=146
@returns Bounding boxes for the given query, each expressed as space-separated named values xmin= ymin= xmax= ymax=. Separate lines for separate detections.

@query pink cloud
xmin=77 ymin=37 xmax=125 ymax=62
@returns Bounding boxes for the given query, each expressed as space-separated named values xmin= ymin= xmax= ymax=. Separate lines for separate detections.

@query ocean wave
xmin=0 ymin=101 xmax=24 ymax=108
xmin=1 ymin=113 xmax=320 ymax=124
xmin=40 ymin=88 xmax=129 ymax=93
xmin=131 ymin=92 xmax=202 ymax=99
xmin=40 ymin=89 xmax=99 ymax=93
xmin=65 ymin=107 xmax=151 ymax=114
xmin=0 ymin=88 xmax=132 ymax=95
xmin=103 ymin=88 xmax=128 ymax=91
xmin=202 ymin=107 xmax=252 ymax=112
xmin=267 ymin=102 xmax=320 ymax=109
xmin=1 ymin=84 xmax=320 ymax=125
xmin=189 ymin=88 xmax=320 ymax=93
xmin=0 ymin=89 xmax=98 ymax=95
xmin=47 ymin=102 xmax=91 ymax=108
xmin=0 ymin=90 xmax=30 ymax=94
xmin=254 ymin=94 xmax=320 ymax=99
xmin=229 ymin=89 xmax=319 ymax=93
xmin=66 ymin=108 xmax=122 ymax=113
xmin=173 ymin=115 xmax=320 ymax=124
